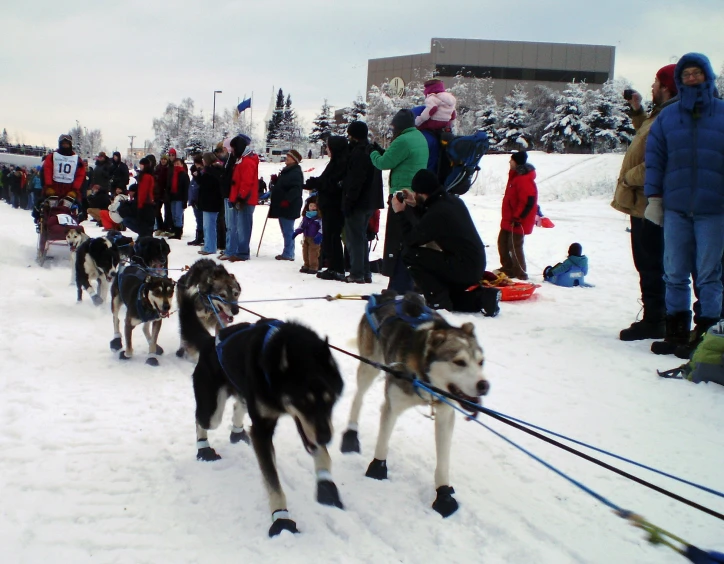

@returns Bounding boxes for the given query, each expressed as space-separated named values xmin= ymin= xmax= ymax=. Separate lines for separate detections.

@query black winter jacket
xmin=399 ymin=190 xmax=486 ymax=278
xmin=268 ymin=163 xmax=304 ymax=220
xmin=343 ymin=139 xmax=384 ymax=215
xmin=197 ymin=164 xmax=224 ymax=213
xmin=109 ymin=160 xmax=130 ymax=188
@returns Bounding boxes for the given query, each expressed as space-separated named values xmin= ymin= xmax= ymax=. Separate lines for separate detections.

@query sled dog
xmin=66 ymin=227 xmax=90 ymax=285
xmin=341 ymin=290 xmax=489 ymax=518
xmin=175 ymin=258 xmax=241 ymax=359
xmin=75 ymin=237 xmax=120 ymax=305
xmin=179 ymin=291 xmax=344 ymax=537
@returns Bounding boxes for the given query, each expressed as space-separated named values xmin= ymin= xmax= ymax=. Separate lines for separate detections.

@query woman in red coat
xmin=497 ymin=151 xmax=538 ymax=280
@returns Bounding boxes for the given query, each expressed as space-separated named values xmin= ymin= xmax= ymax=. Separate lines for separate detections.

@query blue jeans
xmin=279 ymin=218 xmax=296 ymax=259
xmin=171 ymin=201 xmax=184 ymax=228
xmin=228 ymin=205 xmax=254 ymax=259
xmin=193 ymin=205 xmax=203 ymax=233
xmin=664 ymin=210 xmax=724 ymax=318
xmin=224 ymin=199 xmax=235 ymax=253
xmin=202 ymin=211 xmax=218 ymax=254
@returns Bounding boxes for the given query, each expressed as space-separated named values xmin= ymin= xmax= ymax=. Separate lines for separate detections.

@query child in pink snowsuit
xmin=415 ymin=79 xmax=457 ymax=131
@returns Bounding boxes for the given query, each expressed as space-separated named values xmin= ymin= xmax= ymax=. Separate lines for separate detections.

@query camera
xmin=623 ymin=89 xmax=635 ymax=101
xmin=395 ymin=191 xmax=405 ymax=203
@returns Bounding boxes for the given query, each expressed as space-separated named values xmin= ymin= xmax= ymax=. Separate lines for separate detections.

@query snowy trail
xmin=2 ymin=153 xmax=724 ymax=563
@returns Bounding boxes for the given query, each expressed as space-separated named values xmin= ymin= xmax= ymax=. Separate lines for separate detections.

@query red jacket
xmin=501 ymin=165 xmax=538 ymax=235
xmin=43 ymin=151 xmax=86 ymax=199
xmin=229 ymin=153 xmax=260 ymax=206
xmin=135 ymin=173 xmax=155 ymax=209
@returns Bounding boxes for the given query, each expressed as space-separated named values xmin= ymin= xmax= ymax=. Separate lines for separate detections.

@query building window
xmin=435 ymin=64 xmax=609 ymax=84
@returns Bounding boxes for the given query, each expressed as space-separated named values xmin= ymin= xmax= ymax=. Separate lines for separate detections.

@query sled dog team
xmin=69 ymin=232 xmax=489 ymax=537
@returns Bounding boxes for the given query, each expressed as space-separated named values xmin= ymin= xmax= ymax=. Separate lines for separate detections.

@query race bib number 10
xmin=52 ymin=152 xmax=79 ymax=184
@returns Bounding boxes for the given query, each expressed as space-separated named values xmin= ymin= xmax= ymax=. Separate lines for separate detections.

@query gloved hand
xmin=313 ymin=233 xmax=323 ymax=245
xmin=644 ymin=197 xmax=664 ymax=227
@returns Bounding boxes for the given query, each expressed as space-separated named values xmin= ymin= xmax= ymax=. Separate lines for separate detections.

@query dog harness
xmin=215 ymin=319 xmax=283 ymax=391
xmin=364 ymin=294 xmax=435 ymax=337
xmin=118 ymin=265 xmax=165 ymax=323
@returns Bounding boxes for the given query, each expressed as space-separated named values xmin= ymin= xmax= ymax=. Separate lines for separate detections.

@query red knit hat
xmin=656 ymin=64 xmax=678 ymax=95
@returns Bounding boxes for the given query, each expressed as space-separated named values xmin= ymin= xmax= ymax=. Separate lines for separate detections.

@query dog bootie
xmin=317 ymin=480 xmax=344 ymax=509
xmin=110 ymin=337 xmax=122 ymax=351
xmin=432 ymin=485 xmax=459 ymax=518
xmin=365 ymin=458 xmax=388 ymax=480
xmin=340 ymin=429 xmax=361 ymax=454
xmin=145 ymin=357 xmax=159 ymax=367
xmin=230 ymin=429 xmax=250 ymax=445
xmin=92 ymin=295 xmax=104 ymax=306
xmin=268 ymin=510 xmax=299 ymax=537
xmin=196 ymin=446 xmax=221 ymax=462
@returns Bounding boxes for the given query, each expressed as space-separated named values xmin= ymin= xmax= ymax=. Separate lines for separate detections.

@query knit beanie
xmin=347 ymin=120 xmax=369 ymax=140
xmin=423 ymin=79 xmax=446 ymax=96
xmin=656 ymin=64 xmax=678 ymax=95
xmin=287 ymin=149 xmax=302 ymax=164
xmin=511 ymin=151 xmax=528 ymax=166
xmin=568 ymin=243 xmax=582 ymax=257
xmin=411 ymin=169 xmax=440 ymax=195
xmin=391 ymin=109 xmax=415 ymax=133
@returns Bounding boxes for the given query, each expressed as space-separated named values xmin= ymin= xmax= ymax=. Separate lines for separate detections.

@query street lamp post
xmin=212 ymin=90 xmax=222 ymax=130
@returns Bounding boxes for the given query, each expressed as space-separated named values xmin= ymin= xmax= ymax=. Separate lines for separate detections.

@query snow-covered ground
xmin=1 ymin=153 xmax=723 ymax=564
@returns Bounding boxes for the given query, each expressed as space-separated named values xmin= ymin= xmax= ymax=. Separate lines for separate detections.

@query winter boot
xmin=674 ymin=317 xmax=719 ymax=360
xmin=187 ymin=229 xmax=203 ymax=246
xmin=651 ymin=311 xmax=691 ymax=355
xmin=620 ymin=312 xmax=666 ymax=341
xmin=170 ymin=227 xmax=183 ymax=240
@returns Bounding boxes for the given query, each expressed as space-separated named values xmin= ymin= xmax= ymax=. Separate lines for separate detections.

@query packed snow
xmin=1 ymin=153 xmax=723 ymax=563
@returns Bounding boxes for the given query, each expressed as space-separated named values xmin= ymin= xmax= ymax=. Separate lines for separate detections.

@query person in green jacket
xmin=370 ymin=109 xmax=429 ymax=292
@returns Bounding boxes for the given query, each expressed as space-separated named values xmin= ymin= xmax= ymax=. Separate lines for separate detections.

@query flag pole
xmin=250 ymin=91 xmax=254 ymax=138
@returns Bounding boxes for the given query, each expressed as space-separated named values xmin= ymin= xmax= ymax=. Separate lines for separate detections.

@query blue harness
xmin=117 ymin=265 xmax=163 ymax=323
xmin=365 ymin=294 xmax=435 ymax=337
xmin=215 ymin=319 xmax=283 ymax=391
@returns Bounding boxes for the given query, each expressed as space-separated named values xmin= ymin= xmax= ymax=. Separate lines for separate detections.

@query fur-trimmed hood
xmin=674 ymin=53 xmax=718 ymax=112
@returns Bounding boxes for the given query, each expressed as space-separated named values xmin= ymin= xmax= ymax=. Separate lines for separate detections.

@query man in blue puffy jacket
xmin=644 ymin=52 xmax=724 ymax=356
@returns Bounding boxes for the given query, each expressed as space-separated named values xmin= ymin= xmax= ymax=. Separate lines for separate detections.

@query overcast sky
xmin=1 ymin=0 xmax=722 ymax=154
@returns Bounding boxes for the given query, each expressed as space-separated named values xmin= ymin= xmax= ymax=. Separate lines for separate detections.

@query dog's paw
xmin=230 ymin=429 xmax=251 ymax=445
xmin=317 ymin=480 xmax=344 ymax=509
xmin=119 ymin=351 xmax=132 ymax=361
xmin=196 ymin=447 xmax=221 ymax=462
xmin=432 ymin=485 xmax=458 ymax=518
xmin=340 ymin=429 xmax=360 ymax=454
xmin=91 ymin=295 xmax=103 ymax=306
xmin=145 ymin=357 xmax=159 ymax=367
xmin=110 ymin=337 xmax=122 ymax=351
xmin=268 ymin=512 xmax=299 ymax=538
xmin=175 ymin=347 xmax=185 ymax=358
xmin=365 ymin=458 xmax=388 ymax=480
xmin=154 ymin=345 xmax=164 ymax=356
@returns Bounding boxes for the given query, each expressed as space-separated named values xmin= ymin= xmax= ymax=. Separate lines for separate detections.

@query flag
xmin=237 ymin=98 xmax=252 ymax=113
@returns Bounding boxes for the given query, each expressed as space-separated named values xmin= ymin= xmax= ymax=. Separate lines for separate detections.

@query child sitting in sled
xmin=543 ymin=243 xmax=588 ymax=287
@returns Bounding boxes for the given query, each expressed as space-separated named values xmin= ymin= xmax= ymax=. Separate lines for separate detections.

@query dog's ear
xmin=461 ymin=322 xmax=475 ymax=336
xmin=429 ymin=330 xmax=447 ymax=348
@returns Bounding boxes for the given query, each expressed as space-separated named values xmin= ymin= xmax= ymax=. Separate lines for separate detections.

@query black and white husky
xmin=341 ymin=290 xmax=489 ymax=518
xmin=66 ymin=226 xmax=90 ymax=285
xmin=179 ymin=291 xmax=345 ymax=537
xmin=75 ymin=237 xmax=120 ymax=305
xmin=109 ymin=266 xmax=175 ymax=366
xmin=175 ymin=258 xmax=241 ymax=360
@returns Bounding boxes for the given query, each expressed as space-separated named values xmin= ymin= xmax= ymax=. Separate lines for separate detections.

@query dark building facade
xmin=367 ymin=38 xmax=616 ymax=98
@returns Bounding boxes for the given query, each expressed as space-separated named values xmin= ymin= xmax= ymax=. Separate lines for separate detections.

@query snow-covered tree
xmin=68 ymin=122 xmax=104 ymax=158
xmin=277 ymin=94 xmax=299 ymax=145
xmin=541 ymin=81 xmax=590 ymax=153
xmin=716 ymin=63 xmax=724 ymax=97
xmin=586 ymin=80 xmax=634 ymax=153
xmin=528 ymin=85 xmax=560 ymax=146
xmin=366 ymin=84 xmax=397 ymax=145
xmin=266 ymin=89 xmax=285 ymax=144
xmin=0 ymin=128 xmax=8 ymax=146
xmin=496 ymin=85 xmax=533 ymax=151
xmin=309 ymin=99 xmax=334 ymax=144
xmin=344 ymin=95 xmax=368 ymax=125
xmin=185 ymin=114 xmax=208 ymax=155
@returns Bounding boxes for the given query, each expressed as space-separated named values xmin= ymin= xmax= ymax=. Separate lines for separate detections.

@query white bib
xmin=56 ymin=214 xmax=77 ymax=226
xmin=52 ymin=152 xmax=79 ymax=184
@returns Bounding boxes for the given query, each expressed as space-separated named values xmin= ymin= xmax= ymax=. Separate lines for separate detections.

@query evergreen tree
xmin=496 ymin=85 xmax=533 ymax=151
xmin=278 ymin=94 xmax=298 ymax=144
xmin=266 ymin=89 xmax=285 ymax=144
xmin=309 ymin=99 xmax=334 ymax=143
xmin=185 ymin=114 xmax=208 ymax=154
xmin=344 ymin=95 xmax=368 ymax=125
xmin=541 ymin=81 xmax=590 ymax=153
xmin=586 ymin=80 xmax=634 ymax=153
xmin=528 ymin=85 xmax=560 ymax=146
xmin=717 ymin=63 xmax=724 ymax=97
xmin=0 ymin=128 xmax=8 ymax=146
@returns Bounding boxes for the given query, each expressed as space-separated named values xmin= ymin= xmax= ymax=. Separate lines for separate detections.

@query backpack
xmin=659 ymin=321 xmax=724 ymax=386
xmin=442 ymin=130 xmax=489 ymax=196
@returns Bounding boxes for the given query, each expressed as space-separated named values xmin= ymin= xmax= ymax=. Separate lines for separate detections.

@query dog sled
xmin=35 ymin=196 xmax=81 ymax=266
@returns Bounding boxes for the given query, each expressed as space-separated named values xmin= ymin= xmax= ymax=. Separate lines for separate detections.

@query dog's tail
xmin=179 ymin=291 xmax=213 ymax=351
